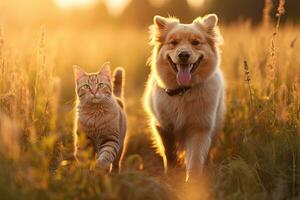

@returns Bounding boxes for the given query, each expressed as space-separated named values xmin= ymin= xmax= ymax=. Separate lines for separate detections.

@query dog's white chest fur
xmin=151 ymin=71 xmax=223 ymax=134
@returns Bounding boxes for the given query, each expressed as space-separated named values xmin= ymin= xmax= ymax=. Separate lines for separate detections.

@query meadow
xmin=0 ymin=5 xmax=300 ymax=200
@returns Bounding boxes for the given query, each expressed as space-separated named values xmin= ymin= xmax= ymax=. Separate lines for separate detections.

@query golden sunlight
xmin=105 ymin=0 xmax=131 ymax=16
xmin=54 ymin=0 xmax=130 ymax=16
xmin=55 ymin=0 xmax=97 ymax=9
xmin=187 ymin=0 xmax=205 ymax=8
xmin=54 ymin=0 xmax=205 ymax=14
xmin=149 ymin=0 xmax=168 ymax=7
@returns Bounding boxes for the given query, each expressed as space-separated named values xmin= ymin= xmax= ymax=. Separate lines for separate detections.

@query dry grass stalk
xmin=243 ymin=60 xmax=253 ymax=109
xmin=266 ymin=0 xmax=286 ymax=96
xmin=0 ymin=26 xmax=4 ymax=80
xmin=290 ymin=36 xmax=297 ymax=48
xmin=276 ymin=84 xmax=288 ymax=122
xmin=292 ymin=77 xmax=300 ymax=117
xmin=0 ymin=113 xmax=20 ymax=160
xmin=49 ymin=77 xmax=61 ymax=133
xmin=0 ymin=26 xmax=3 ymax=59
xmin=32 ymin=28 xmax=46 ymax=122
xmin=263 ymin=0 xmax=273 ymax=28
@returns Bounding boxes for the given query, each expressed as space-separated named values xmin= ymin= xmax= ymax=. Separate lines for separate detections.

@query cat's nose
xmin=91 ymin=89 xmax=97 ymax=95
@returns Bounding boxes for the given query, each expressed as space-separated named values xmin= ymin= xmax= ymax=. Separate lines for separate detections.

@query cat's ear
xmin=99 ymin=62 xmax=111 ymax=78
xmin=73 ymin=65 xmax=86 ymax=81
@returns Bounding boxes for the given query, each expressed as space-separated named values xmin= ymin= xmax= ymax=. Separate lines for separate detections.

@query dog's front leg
xmin=185 ymin=129 xmax=212 ymax=181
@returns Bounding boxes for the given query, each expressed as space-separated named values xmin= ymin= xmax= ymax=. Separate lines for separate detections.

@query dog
xmin=143 ymin=14 xmax=225 ymax=181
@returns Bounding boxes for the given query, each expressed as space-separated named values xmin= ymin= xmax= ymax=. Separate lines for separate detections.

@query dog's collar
xmin=164 ymin=86 xmax=191 ymax=96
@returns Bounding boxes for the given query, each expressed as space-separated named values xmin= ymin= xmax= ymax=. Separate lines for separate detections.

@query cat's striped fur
xmin=73 ymin=62 xmax=127 ymax=173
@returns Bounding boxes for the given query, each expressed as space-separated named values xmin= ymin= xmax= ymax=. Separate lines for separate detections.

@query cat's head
xmin=74 ymin=62 xmax=112 ymax=105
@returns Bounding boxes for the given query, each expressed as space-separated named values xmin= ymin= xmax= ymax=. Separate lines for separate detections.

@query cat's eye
xmin=97 ymin=83 xmax=105 ymax=88
xmin=191 ymin=40 xmax=200 ymax=46
xmin=82 ymin=84 xmax=89 ymax=89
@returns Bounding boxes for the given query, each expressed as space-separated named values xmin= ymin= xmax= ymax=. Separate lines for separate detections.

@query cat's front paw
xmin=96 ymin=158 xmax=112 ymax=174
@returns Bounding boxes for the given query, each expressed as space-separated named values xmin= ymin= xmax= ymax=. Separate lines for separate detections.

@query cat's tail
xmin=113 ymin=67 xmax=125 ymax=98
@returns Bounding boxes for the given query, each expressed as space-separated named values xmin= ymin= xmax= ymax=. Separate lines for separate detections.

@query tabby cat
xmin=73 ymin=62 xmax=127 ymax=173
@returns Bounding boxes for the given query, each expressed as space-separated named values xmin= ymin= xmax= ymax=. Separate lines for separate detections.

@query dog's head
xmin=150 ymin=14 xmax=223 ymax=88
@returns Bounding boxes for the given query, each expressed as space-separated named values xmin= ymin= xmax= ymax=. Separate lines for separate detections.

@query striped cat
xmin=73 ymin=62 xmax=127 ymax=173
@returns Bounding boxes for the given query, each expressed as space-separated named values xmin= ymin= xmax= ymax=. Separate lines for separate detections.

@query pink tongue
xmin=176 ymin=66 xmax=191 ymax=86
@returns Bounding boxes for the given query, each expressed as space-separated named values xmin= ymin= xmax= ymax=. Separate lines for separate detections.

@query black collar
xmin=165 ymin=86 xmax=191 ymax=96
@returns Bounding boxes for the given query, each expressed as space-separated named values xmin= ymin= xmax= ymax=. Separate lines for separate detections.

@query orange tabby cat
xmin=73 ymin=62 xmax=127 ymax=173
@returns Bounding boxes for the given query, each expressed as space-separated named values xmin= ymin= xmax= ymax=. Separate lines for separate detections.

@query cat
xmin=73 ymin=62 xmax=127 ymax=173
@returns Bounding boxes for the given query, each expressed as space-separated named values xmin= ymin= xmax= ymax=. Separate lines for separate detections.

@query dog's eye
xmin=170 ymin=40 xmax=178 ymax=46
xmin=97 ymin=83 xmax=105 ymax=88
xmin=191 ymin=40 xmax=200 ymax=46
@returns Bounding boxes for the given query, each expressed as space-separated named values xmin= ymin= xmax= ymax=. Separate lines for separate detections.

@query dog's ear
xmin=153 ymin=15 xmax=168 ymax=30
xmin=150 ymin=16 xmax=178 ymax=45
xmin=73 ymin=65 xmax=86 ymax=81
xmin=193 ymin=14 xmax=218 ymax=30
xmin=201 ymin=14 xmax=218 ymax=29
xmin=193 ymin=14 xmax=223 ymax=45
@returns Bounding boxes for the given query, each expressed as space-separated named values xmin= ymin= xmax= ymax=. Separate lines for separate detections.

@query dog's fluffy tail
xmin=113 ymin=67 xmax=125 ymax=98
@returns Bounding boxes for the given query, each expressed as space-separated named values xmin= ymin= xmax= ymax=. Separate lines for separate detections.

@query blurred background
xmin=1 ymin=0 xmax=300 ymax=28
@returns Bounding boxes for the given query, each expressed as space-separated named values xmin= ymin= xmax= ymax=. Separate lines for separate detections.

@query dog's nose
xmin=178 ymin=51 xmax=190 ymax=63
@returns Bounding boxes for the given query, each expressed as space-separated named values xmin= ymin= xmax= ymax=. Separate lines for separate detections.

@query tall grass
xmin=210 ymin=1 xmax=300 ymax=199
xmin=0 ymin=24 xmax=175 ymax=199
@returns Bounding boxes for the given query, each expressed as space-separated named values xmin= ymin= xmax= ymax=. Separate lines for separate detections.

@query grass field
xmin=0 ymin=7 xmax=300 ymax=199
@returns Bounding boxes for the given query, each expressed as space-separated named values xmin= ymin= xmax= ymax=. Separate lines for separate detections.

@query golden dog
xmin=143 ymin=14 xmax=225 ymax=181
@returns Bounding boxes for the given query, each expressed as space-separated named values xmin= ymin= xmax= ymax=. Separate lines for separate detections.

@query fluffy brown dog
xmin=143 ymin=14 xmax=225 ymax=181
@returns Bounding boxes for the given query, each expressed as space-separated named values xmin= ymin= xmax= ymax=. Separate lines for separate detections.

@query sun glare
xmin=187 ymin=0 xmax=205 ymax=8
xmin=55 ymin=0 xmax=205 ymax=14
xmin=105 ymin=0 xmax=131 ymax=16
xmin=55 ymin=0 xmax=130 ymax=16
xmin=55 ymin=0 xmax=97 ymax=9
